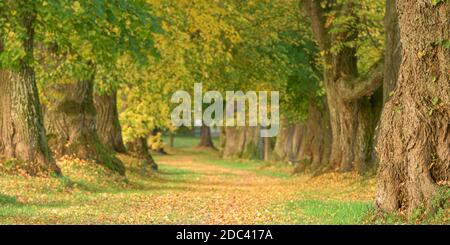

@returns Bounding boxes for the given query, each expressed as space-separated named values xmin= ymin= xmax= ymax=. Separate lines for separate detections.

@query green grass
xmin=280 ymin=199 xmax=372 ymax=224
xmin=0 ymin=193 xmax=18 ymax=205
xmin=199 ymin=157 xmax=291 ymax=179
xmin=161 ymin=135 xmax=219 ymax=149
xmin=157 ymin=164 xmax=201 ymax=181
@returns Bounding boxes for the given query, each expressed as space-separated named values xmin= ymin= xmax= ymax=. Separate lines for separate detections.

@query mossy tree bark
xmin=94 ymin=90 xmax=127 ymax=153
xmin=302 ymin=0 xmax=384 ymax=173
xmin=376 ymin=1 xmax=450 ymax=215
xmin=45 ymin=79 xmax=125 ymax=175
xmin=0 ymin=10 xmax=60 ymax=176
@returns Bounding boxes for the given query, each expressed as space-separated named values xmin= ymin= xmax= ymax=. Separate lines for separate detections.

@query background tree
xmin=301 ymin=0 xmax=385 ymax=173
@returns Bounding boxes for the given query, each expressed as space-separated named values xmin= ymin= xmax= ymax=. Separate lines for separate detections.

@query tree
xmin=222 ymin=126 xmax=260 ymax=159
xmin=301 ymin=0 xmax=384 ymax=173
xmin=36 ymin=0 xmax=158 ymax=175
xmin=45 ymin=79 xmax=125 ymax=175
xmin=126 ymin=137 xmax=157 ymax=171
xmin=0 ymin=1 xmax=60 ymax=175
xmin=268 ymin=3 xmax=332 ymax=172
xmin=376 ymin=0 xmax=449 ymax=215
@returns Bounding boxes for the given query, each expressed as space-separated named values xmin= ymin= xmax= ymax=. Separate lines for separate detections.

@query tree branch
xmin=338 ymin=59 xmax=384 ymax=101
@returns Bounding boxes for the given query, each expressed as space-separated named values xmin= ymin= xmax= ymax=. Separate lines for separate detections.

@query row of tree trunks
xmin=376 ymin=0 xmax=450 ymax=215
xmin=272 ymin=102 xmax=332 ymax=173
xmin=94 ymin=90 xmax=127 ymax=153
xmin=44 ymin=80 xmax=125 ymax=175
xmin=272 ymin=121 xmax=303 ymax=163
xmin=296 ymin=102 xmax=332 ymax=172
xmin=0 ymin=11 xmax=60 ymax=176
xmin=272 ymin=118 xmax=292 ymax=161
xmin=222 ymin=126 xmax=261 ymax=159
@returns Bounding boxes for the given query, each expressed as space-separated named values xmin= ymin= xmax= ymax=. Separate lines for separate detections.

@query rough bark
xmin=383 ymin=0 xmax=402 ymax=104
xmin=126 ymin=137 xmax=158 ymax=170
xmin=197 ymin=125 xmax=216 ymax=149
xmin=45 ymin=79 xmax=125 ymax=175
xmin=302 ymin=0 xmax=384 ymax=173
xmin=295 ymin=102 xmax=332 ymax=173
xmin=376 ymin=1 xmax=450 ymax=215
xmin=94 ymin=90 xmax=127 ymax=153
xmin=0 ymin=11 xmax=60 ymax=176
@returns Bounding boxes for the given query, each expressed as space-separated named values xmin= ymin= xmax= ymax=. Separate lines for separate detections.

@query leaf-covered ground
xmin=0 ymin=140 xmax=382 ymax=224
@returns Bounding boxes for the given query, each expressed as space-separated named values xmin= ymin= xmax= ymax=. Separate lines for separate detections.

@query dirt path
xmin=141 ymin=152 xmax=299 ymax=224
xmin=0 ymin=149 xmax=375 ymax=224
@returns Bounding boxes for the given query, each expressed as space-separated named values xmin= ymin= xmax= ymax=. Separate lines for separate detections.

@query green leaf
xmin=431 ymin=0 xmax=445 ymax=6
xmin=431 ymin=97 xmax=439 ymax=106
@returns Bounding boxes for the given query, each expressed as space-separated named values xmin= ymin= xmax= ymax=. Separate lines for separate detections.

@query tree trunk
xmin=127 ymin=137 xmax=158 ymax=170
xmin=295 ymin=101 xmax=332 ymax=173
xmin=302 ymin=0 xmax=384 ymax=173
xmin=263 ymin=136 xmax=272 ymax=161
xmin=221 ymin=126 xmax=265 ymax=160
xmin=272 ymin=118 xmax=291 ymax=161
xmin=0 ymin=11 xmax=60 ymax=176
xmin=197 ymin=125 xmax=216 ymax=149
xmin=219 ymin=126 xmax=226 ymax=148
xmin=242 ymin=126 xmax=260 ymax=159
xmin=273 ymin=120 xmax=308 ymax=164
xmin=222 ymin=127 xmax=246 ymax=158
xmin=94 ymin=90 xmax=127 ymax=153
xmin=376 ymin=1 xmax=449 ymax=215
xmin=45 ymin=79 xmax=125 ymax=175
xmin=327 ymin=89 xmax=382 ymax=173
xmin=383 ymin=0 xmax=402 ymax=104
